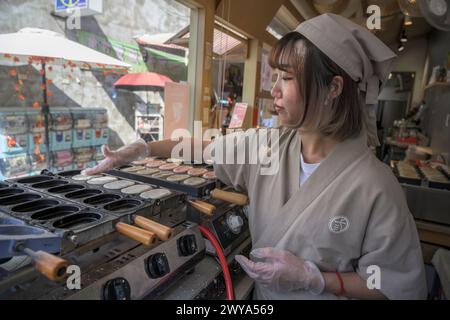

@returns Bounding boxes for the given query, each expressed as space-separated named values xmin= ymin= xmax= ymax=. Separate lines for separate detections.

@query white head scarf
xmin=295 ymin=13 xmax=397 ymax=146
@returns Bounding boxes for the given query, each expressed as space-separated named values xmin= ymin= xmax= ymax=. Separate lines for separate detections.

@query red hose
xmin=199 ymin=225 xmax=235 ymax=300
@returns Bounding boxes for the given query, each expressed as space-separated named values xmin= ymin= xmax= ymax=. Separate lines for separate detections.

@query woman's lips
xmin=275 ymin=105 xmax=285 ymax=113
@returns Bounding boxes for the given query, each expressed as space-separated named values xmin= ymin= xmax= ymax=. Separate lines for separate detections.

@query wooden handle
xmin=29 ymin=250 xmax=69 ymax=281
xmin=116 ymin=222 xmax=156 ymax=246
xmin=133 ymin=216 xmax=173 ymax=241
xmin=188 ymin=200 xmax=216 ymax=217
xmin=210 ymin=189 xmax=248 ymax=206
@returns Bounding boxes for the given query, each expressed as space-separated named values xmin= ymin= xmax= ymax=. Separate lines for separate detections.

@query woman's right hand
xmin=82 ymin=138 xmax=149 ymax=175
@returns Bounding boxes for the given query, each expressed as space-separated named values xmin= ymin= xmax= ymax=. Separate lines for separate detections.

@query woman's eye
xmin=282 ymin=77 xmax=293 ymax=81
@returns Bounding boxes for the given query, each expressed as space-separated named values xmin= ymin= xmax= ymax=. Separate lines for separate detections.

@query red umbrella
xmin=114 ymin=72 xmax=173 ymax=91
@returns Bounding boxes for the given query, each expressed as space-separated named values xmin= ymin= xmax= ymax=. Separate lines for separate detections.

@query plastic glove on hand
xmin=82 ymin=139 xmax=149 ymax=176
xmin=235 ymin=247 xmax=325 ymax=295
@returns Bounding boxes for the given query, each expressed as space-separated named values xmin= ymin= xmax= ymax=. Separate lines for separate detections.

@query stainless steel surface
xmin=1 ymin=223 xmax=206 ymax=300
xmin=64 ymin=223 xmax=205 ymax=300
xmin=402 ymin=184 xmax=450 ymax=226
xmin=160 ymin=237 xmax=252 ymax=300
xmin=2 ymin=171 xmax=186 ymax=256
xmin=0 ymin=168 xmax=253 ymax=300
xmin=0 ymin=236 xmax=138 ymax=298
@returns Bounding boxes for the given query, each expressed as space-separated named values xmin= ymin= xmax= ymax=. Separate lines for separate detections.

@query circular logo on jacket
xmin=328 ymin=216 xmax=350 ymax=234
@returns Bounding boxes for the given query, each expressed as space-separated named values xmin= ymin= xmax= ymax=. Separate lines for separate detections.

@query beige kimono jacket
xmin=213 ymin=128 xmax=427 ymax=300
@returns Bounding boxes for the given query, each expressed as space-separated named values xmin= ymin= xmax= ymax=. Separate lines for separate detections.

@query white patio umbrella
xmin=0 ymin=28 xmax=130 ymax=68
xmin=0 ymin=28 xmax=131 ymax=166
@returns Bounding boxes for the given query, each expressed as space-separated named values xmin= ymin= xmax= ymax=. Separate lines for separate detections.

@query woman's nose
xmin=271 ymin=81 xmax=281 ymax=99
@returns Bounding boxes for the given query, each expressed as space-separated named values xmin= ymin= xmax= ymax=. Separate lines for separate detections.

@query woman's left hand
xmin=235 ymin=248 xmax=325 ymax=294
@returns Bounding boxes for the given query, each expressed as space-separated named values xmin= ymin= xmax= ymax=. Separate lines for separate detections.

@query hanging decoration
xmin=8 ymin=62 xmax=24 ymax=102
xmin=3 ymin=55 xmax=60 ymax=102
xmin=0 ymin=29 xmax=131 ymax=169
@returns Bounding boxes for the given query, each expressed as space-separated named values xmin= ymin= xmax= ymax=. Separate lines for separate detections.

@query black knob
xmin=177 ymin=235 xmax=197 ymax=256
xmin=145 ymin=253 xmax=170 ymax=279
xmin=102 ymin=278 xmax=131 ymax=300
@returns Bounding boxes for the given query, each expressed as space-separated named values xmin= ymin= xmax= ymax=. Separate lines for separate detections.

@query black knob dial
xmin=145 ymin=253 xmax=170 ymax=279
xmin=102 ymin=278 xmax=131 ymax=300
xmin=177 ymin=235 xmax=198 ymax=256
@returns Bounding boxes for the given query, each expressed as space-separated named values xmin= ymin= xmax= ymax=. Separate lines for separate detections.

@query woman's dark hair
xmin=269 ymin=32 xmax=364 ymax=141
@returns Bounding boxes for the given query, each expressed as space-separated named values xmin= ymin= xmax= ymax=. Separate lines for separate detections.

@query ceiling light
xmin=404 ymin=15 xmax=413 ymax=26
xmin=400 ymin=30 xmax=408 ymax=42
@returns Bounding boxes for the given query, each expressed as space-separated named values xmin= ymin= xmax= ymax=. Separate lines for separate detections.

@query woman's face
xmin=270 ymin=41 xmax=305 ymax=127
xmin=271 ymin=69 xmax=303 ymax=127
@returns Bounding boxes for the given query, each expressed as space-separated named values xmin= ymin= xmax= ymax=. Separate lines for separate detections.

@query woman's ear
xmin=329 ymin=76 xmax=344 ymax=99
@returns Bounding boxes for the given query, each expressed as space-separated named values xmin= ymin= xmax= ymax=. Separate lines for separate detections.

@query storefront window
xmin=258 ymin=45 xmax=277 ymax=128
xmin=0 ymin=0 xmax=197 ymax=179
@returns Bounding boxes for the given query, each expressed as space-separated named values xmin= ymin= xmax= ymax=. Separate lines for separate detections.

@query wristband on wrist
xmin=335 ymin=271 xmax=346 ymax=297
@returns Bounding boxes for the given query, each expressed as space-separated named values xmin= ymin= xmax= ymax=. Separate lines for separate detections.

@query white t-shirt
xmin=300 ymin=153 xmax=321 ymax=186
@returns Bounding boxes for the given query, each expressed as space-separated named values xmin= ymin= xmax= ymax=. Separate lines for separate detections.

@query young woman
xmin=85 ymin=14 xmax=427 ymax=300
